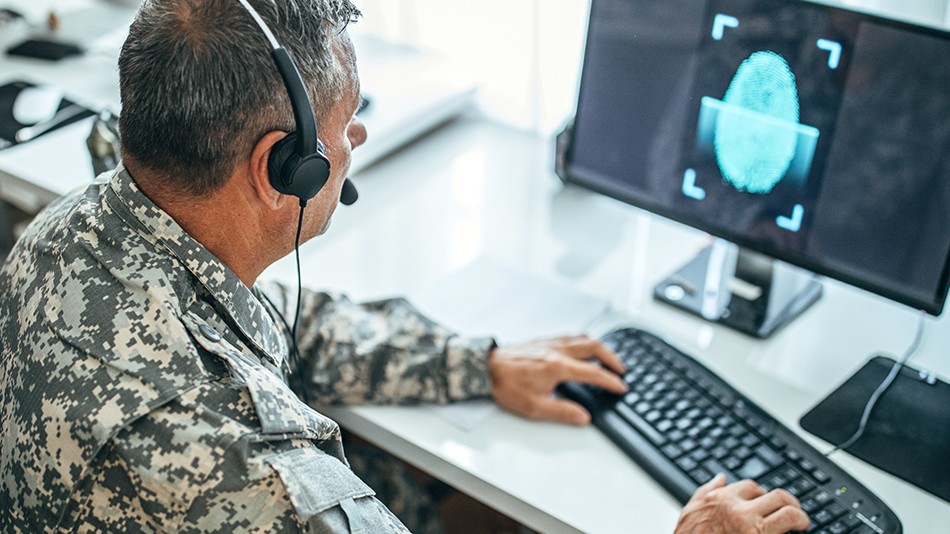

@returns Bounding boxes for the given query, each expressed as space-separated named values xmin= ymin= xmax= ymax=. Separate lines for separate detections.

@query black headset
xmin=237 ymin=0 xmax=358 ymax=404
xmin=237 ymin=0 xmax=358 ymax=206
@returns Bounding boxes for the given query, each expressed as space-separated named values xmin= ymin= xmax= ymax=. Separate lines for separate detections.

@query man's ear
xmin=249 ymin=131 xmax=290 ymax=210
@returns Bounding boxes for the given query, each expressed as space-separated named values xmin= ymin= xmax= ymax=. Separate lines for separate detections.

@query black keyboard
xmin=558 ymin=327 xmax=901 ymax=534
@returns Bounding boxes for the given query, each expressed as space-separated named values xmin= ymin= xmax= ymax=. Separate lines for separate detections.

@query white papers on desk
xmin=411 ymin=255 xmax=612 ymax=431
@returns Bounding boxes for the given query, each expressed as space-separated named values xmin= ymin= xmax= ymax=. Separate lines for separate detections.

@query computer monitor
xmin=560 ymin=0 xmax=950 ymax=336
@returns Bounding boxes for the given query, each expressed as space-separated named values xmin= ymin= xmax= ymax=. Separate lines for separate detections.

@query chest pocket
xmin=181 ymin=313 xmax=338 ymax=440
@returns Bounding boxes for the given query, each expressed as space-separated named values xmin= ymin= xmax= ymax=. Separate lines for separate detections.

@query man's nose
xmin=348 ymin=117 xmax=367 ymax=149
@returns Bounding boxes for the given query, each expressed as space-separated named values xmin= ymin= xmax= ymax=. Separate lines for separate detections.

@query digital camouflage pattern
xmin=0 ymin=165 xmax=494 ymax=532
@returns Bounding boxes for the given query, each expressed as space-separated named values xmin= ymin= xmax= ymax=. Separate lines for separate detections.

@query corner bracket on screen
xmin=682 ymin=168 xmax=706 ymax=200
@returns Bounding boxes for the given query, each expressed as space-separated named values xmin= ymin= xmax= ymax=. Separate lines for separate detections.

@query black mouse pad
xmin=800 ymin=355 xmax=950 ymax=503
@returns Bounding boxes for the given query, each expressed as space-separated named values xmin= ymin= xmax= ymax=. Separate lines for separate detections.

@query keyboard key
xmin=677 ymin=457 xmax=699 ymax=472
xmin=813 ymin=491 xmax=833 ymax=507
xmin=741 ymin=434 xmax=760 ymax=448
xmin=679 ymin=438 xmax=698 ymax=453
xmin=769 ymin=436 xmax=788 ymax=450
xmin=689 ymin=448 xmax=710 ymax=463
xmin=723 ymin=457 xmax=743 ymax=471
xmin=728 ymin=425 xmax=748 ymax=438
xmin=755 ymin=445 xmax=784 ymax=468
xmin=689 ymin=467 xmax=713 ymax=484
xmin=711 ymin=446 xmax=731 ymax=460
xmin=662 ymin=443 xmax=684 ymax=459
xmin=842 ymin=515 xmax=862 ymax=529
xmin=733 ymin=446 xmax=753 ymax=460
xmin=789 ymin=478 xmax=816 ymax=498
xmin=813 ymin=509 xmax=836 ymax=526
xmin=615 ymin=402 xmax=666 ymax=446
xmin=812 ymin=469 xmax=831 ymax=484
xmin=801 ymin=497 xmax=822 ymax=514
xmin=736 ymin=456 xmax=770 ymax=480
xmin=656 ymin=419 xmax=674 ymax=433
xmin=762 ymin=473 xmax=788 ymax=490
xmin=702 ymin=459 xmax=735 ymax=483
xmin=824 ymin=503 xmax=846 ymax=520
xmin=779 ymin=467 xmax=801 ymax=482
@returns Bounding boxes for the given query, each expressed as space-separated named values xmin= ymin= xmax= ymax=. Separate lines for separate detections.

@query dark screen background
xmin=567 ymin=0 xmax=950 ymax=312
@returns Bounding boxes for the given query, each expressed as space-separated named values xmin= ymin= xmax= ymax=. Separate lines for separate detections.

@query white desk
xmin=263 ymin=116 xmax=950 ymax=533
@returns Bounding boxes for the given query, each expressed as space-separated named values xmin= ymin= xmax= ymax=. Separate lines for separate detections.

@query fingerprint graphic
xmin=714 ymin=51 xmax=800 ymax=193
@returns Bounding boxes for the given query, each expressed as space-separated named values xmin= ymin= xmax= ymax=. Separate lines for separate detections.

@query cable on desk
xmin=824 ymin=310 xmax=926 ymax=457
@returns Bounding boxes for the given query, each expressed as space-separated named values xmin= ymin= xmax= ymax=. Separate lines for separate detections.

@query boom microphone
xmin=340 ymin=177 xmax=358 ymax=205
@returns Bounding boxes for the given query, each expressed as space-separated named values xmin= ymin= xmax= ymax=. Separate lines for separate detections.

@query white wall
xmin=831 ymin=0 xmax=948 ymax=25
xmin=353 ymin=0 xmax=950 ymax=135
xmin=352 ymin=0 xmax=590 ymax=135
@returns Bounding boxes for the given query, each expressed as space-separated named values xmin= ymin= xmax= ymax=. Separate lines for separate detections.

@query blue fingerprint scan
xmin=714 ymin=51 xmax=801 ymax=193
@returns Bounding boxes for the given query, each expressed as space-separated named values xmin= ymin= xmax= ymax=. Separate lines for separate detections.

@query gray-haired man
xmin=0 ymin=0 xmax=809 ymax=532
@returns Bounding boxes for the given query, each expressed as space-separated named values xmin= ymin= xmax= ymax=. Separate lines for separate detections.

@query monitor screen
xmin=564 ymin=0 xmax=950 ymax=314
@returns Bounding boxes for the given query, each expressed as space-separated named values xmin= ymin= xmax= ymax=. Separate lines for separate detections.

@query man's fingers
xmin=749 ymin=489 xmax=799 ymax=516
xmin=762 ymin=504 xmax=811 ymax=533
xmin=532 ymin=397 xmax=591 ymax=426
xmin=558 ymin=358 xmax=628 ymax=394
xmin=729 ymin=479 xmax=767 ymax=500
xmin=692 ymin=473 xmax=727 ymax=499
xmin=562 ymin=338 xmax=626 ymax=375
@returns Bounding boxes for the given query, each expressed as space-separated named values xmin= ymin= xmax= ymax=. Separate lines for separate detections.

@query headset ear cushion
xmin=267 ymin=133 xmax=299 ymax=194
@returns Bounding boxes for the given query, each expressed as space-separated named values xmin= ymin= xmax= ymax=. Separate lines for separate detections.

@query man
xmin=0 ymin=0 xmax=810 ymax=532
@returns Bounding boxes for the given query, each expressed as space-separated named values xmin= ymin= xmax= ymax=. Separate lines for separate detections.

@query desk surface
xmin=264 ymin=116 xmax=950 ymax=533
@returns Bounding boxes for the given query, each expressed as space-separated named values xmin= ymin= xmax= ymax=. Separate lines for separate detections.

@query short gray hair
xmin=118 ymin=0 xmax=360 ymax=195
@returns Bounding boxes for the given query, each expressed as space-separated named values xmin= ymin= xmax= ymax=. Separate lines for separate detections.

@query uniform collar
xmin=106 ymin=164 xmax=286 ymax=361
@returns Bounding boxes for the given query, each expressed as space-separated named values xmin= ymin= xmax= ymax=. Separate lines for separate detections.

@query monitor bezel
xmin=562 ymin=0 xmax=950 ymax=316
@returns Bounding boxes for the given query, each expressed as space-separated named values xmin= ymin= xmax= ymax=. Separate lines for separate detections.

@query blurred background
xmin=350 ymin=0 xmax=950 ymax=137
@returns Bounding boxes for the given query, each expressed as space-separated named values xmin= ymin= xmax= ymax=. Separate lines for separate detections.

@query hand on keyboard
xmin=675 ymin=474 xmax=810 ymax=534
xmin=558 ymin=328 xmax=902 ymax=533
xmin=488 ymin=334 xmax=628 ymax=425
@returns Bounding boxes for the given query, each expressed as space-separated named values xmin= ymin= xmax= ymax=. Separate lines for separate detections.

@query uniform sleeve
xmin=257 ymin=282 xmax=495 ymax=407
xmin=64 ymin=384 xmax=410 ymax=533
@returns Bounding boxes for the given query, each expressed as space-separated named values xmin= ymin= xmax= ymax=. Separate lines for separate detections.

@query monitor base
xmin=654 ymin=239 xmax=822 ymax=338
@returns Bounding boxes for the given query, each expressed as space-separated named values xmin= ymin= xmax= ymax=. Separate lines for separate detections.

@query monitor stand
xmin=654 ymin=239 xmax=822 ymax=338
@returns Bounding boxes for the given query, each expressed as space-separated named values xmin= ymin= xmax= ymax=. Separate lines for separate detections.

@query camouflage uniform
xmin=0 ymin=165 xmax=495 ymax=532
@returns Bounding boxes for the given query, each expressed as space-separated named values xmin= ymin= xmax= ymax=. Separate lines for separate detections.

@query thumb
xmin=535 ymin=397 xmax=592 ymax=426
